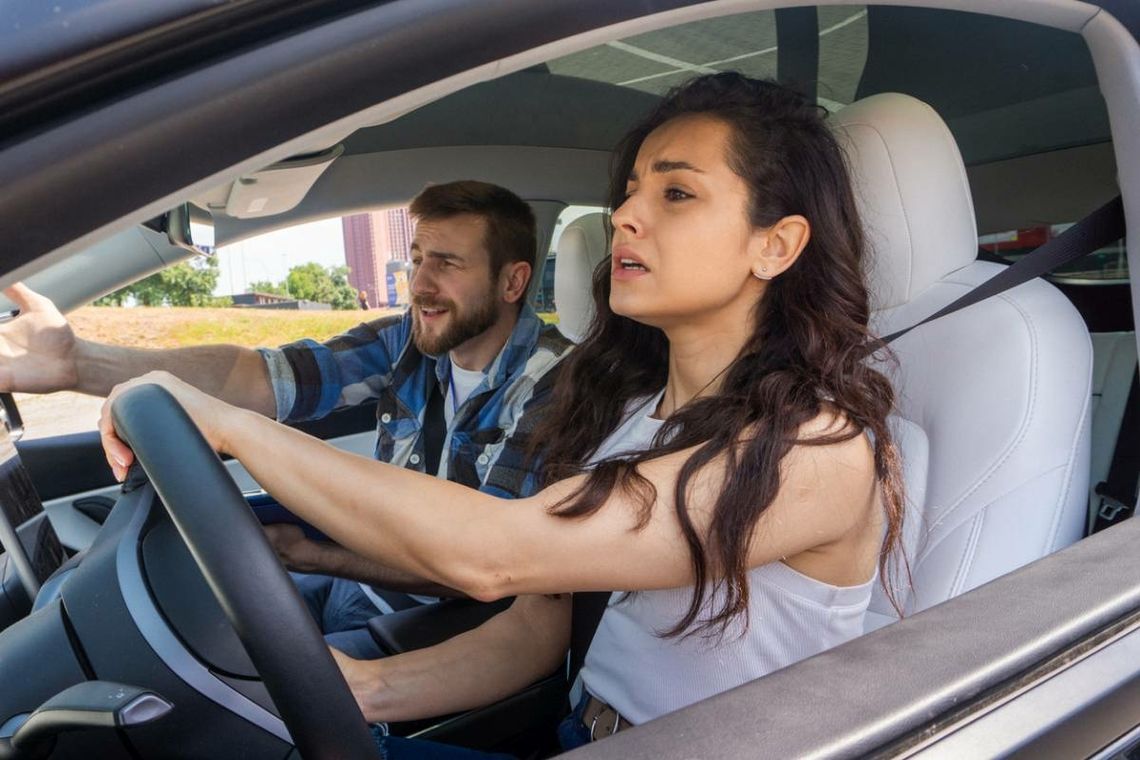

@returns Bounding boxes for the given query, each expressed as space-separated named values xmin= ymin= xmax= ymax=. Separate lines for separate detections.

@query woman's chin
xmin=609 ymin=300 xmax=668 ymax=330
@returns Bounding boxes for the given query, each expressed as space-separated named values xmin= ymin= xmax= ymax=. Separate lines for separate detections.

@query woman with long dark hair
xmin=100 ymin=73 xmax=905 ymax=754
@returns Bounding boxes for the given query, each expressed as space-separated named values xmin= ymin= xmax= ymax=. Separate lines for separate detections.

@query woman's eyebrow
xmin=627 ymin=159 xmax=705 ymax=184
xmin=652 ymin=159 xmax=704 ymax=174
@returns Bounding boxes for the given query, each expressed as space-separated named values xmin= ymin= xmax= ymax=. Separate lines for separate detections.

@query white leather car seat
xmin=831 ymin=93 xmax=1094 ymax=630
xmin=553 ymin=212 xmax=609 ymax=342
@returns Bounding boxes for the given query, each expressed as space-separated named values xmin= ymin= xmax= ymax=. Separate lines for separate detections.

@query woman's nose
xmin=611 ymin=194 xmax=644 ymax=237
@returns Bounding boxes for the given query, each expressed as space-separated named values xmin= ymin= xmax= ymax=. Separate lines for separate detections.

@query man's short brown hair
xmin=409 ymin=180 xmax=536 ymax=275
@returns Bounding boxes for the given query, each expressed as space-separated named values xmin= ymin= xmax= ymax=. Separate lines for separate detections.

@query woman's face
xmin=609 ymin=114 xmax=764 ymax=331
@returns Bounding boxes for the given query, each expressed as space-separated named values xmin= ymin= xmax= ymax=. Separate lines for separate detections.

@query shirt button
xmin=380 ymin=413 xmax=392 ymax=423
xmin=410 ymin=454 xmax=421 ymax=465
xmin=477 ymin=454 xmax=490 ymax=465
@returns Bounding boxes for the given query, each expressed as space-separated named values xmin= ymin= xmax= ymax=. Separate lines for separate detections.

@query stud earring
xmin=753 ymin=265 xmax=772 ymax=280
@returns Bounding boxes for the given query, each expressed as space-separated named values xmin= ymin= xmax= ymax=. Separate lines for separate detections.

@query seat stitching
xmin=949 ymin=512 xmax=984 ymax=597
xmin=1045 ymin=354 xmax=1092 ymax=551
xmin=913 ymin=291 xmax=1039 ymax=565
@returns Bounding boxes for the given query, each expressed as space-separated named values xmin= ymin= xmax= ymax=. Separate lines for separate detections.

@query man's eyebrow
xmin=627 ymin=160 xmax=705 ymax=182
xmin=409 ymin=243 xmax=462 ymax=262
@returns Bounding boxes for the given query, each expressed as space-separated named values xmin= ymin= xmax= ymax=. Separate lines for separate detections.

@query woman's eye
xmin=664 ymin=187 xmax=691 ymax=201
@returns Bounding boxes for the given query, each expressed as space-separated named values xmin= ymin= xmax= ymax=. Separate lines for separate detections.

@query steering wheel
xmin=111 ymin=384 xmax=378 ymax=760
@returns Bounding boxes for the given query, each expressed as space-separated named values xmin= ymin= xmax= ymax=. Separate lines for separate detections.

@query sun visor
xmin=222 ymin=144 xmax=344 ymax=219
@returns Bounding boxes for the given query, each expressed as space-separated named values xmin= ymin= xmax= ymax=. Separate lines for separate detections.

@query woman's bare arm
xmin=101 ymin=375 xmax=878 ymax=599
xmin=333 ymin=593 xmax=570 ymax=723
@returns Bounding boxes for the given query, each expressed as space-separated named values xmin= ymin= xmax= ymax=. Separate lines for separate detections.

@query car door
xmin=0 ymin=0 xmax=1137 ymax=757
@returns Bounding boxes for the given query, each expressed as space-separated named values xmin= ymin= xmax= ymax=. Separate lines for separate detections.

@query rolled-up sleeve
xmin=258 ymin=313 xmax=410 ymax=423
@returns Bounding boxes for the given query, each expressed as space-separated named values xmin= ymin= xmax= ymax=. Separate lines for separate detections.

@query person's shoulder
xmin=509 ymin=323 xmax=573 ymax=388
xmin=534 ymin=320 xmax=574 ymax=358
xmin=779 ymin=407 xmax=877 ymax=519
xmin=322 ymin=310 xmax=411 ymax=351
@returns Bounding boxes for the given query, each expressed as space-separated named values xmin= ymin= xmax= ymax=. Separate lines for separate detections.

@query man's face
xmin=409 ymin=214 xmax=500 ymax=356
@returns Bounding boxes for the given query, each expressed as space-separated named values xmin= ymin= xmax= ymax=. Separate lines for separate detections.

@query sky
xmin=213 ymin=217 xmax=347 ymax=296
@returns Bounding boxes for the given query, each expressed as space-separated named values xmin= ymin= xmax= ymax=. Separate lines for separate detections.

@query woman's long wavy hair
xmin=528 ymin=73 xmax=906 ymax=638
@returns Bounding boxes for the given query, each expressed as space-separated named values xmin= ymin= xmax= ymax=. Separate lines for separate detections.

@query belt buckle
xmin=588 ymin=707 xmax=622 ymax=741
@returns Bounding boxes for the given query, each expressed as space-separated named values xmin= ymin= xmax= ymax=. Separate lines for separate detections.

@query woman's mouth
xmin=611 ymin=248 xmax=650 ymax=279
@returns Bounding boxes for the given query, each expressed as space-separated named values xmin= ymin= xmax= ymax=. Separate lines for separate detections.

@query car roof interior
xmin=200 ymin=5 xmax=1117 ymax=249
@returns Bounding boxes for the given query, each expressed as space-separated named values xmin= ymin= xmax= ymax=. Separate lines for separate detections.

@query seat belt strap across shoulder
xmin=883 ymin=195 xmax=1125 ymax=344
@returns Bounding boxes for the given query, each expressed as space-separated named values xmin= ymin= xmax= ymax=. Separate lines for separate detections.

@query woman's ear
xmin=750 ymin=215 xmax=811 ymax=280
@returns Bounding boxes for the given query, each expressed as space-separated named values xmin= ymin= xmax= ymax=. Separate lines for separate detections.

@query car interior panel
xmin=0 ymin=1 xmax=1136 ymax=758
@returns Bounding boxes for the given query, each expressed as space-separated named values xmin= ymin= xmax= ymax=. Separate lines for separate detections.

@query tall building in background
xmin=382 ymin=208 xmax=414 ymax=264
xmin=341 ymin=207 xmax=413 ymax=307
xmin=341 ymin=213 xmax=381 ymax=308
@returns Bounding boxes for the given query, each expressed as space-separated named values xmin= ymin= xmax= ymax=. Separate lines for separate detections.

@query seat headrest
xmin=830 ymin=93 xmax=978 ymax=312
xmin=554 ymin=212 xmax=609 ymax=342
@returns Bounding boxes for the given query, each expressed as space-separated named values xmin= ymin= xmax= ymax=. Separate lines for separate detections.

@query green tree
xmin=96 ymin=257 xmax=221 ymax=307
xmin=248 ymin=279 xmax=289 ymax=296
xmin=285 ymin=263 xmax=359 ymax=310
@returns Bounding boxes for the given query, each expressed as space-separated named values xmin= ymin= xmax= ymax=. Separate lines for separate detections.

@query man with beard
xmin=0 ymin=180 xmax=572 ymax=657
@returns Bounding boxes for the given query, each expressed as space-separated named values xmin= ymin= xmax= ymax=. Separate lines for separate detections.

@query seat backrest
xmin=553 ymin=212 xmax=609 ymax=342
xmin=831 ymin=94 xmax=1093 ymax=629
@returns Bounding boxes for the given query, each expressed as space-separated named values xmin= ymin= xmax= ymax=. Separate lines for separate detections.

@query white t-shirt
xmin=444 ymin=361 xmax=486 ymax=428
xmin=579 ymin=391 xmax=875 ymax=725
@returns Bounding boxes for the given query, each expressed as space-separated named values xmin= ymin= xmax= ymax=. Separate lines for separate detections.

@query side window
xmin=979 ymin=226 xmax=1127 ymax=283
xmin=535 ymin=205 xmax=607 ymax=321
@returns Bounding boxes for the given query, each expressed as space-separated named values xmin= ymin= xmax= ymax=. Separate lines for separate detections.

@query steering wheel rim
xmin=111 ymin=383 xmax=377 ymax=760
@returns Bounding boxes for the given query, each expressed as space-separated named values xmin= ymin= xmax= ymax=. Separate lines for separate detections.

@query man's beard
xmin=411 ymin=290 xmax=499 ymax=356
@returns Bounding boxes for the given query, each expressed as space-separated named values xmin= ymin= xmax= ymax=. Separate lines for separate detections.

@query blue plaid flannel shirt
xmin=258 ymin=304 xmax=571 ymax=499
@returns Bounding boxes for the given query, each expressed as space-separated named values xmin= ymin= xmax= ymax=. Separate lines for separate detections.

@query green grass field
xmin=69 ymin=305 xmax=558 ymax=350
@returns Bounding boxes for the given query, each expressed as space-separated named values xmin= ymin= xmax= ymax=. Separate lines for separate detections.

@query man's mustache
xmin=412 ymin=296 xmax=455 ymax=311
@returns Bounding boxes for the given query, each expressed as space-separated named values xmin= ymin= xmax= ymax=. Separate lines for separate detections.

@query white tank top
xmin=580 ymin=391 xmax=876 ymax=725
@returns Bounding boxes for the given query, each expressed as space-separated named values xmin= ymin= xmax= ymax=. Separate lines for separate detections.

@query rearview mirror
xmin=166 ymin=203 xmax=215 ymax=256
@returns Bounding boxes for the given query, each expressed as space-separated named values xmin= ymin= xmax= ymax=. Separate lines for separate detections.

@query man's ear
xmin=750 ymin=215 xmax=811 ymax=280
xmin=500 ymin=261 xmax=532 ymax=304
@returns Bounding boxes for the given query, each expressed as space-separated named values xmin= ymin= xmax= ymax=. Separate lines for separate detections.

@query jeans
xmin=555 ymin=695 xmax=591 ymax=752
xmin=367 ymin=697 xmax=591 ymax=758
xmin=370 ymin=725 xmax=517 ymax=760
xmin=293 ymin=573 xmax=386 ymax=659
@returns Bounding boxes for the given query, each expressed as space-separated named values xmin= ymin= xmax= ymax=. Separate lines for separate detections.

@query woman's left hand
xmin=328 ymin=647 xmax=385 ymax=722
xmin=99 ymin=371 xmax=233 ymax=482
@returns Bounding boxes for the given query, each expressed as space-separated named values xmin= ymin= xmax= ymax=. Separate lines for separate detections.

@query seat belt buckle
xmin=1094 ymin=482 xmax=1132 ymax=524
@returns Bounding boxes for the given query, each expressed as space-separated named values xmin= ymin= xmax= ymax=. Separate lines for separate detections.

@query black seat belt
xmin=1093 ymin=369 xmax=1140 ymax=533
xmin=422 ymin=379 xmax=447 ymax=477
xmin=882 ymin=195 xmax=1125 ymax=344
xmin=568 ymin=591 xmax=609 ymax=687
xmin=567 ymin=195 xmax=1127 ymax=685
xmin=366 ymin=379 xmax=448 ymax=613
